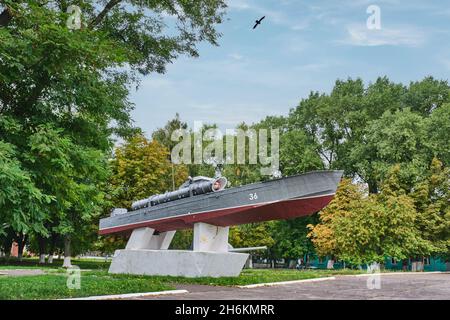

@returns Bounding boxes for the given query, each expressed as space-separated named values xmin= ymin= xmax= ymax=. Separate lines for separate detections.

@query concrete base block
xmin=109 ymin=249 xmax=249 ymax=278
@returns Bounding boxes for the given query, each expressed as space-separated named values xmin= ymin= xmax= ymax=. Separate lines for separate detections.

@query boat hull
xmin=99 ymin=170 xmax=343 ymax=235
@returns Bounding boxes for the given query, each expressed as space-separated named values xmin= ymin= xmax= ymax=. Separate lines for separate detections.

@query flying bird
xmin=253 ymin=16 xmax=265 ymax=29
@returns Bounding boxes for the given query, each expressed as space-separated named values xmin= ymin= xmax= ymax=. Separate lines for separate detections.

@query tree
xmin=221 ymin=122 xmax=266 ymax=187
xmin=403 ymin=77 xmax=450 ymax=116
xmin=307 ymin=179 xmax=359 ymax=260
xmin=271 ymin=215 xmax=318 ymax=261
xmin=0 ymin=0 xmax=226 ymax=262
xmin=102 ymin=134 xmax=188 ymax=252
xmin=350 ymin=108 xmax=432 ymax=193
xmin=229 ymin=223 xmax=275 ymax=249
xmin=26 ymin=125 xmax=109 ymax=266
xmin=0 ymin=1 xmax=226 ymax=75
xmin=279 ymin=130 xmax=324 ymax=175
xmin=308 ymin=175 xmax=434 ymax=266
xmin=288 ymin=76 xmax=449 ymax=193
xmin=412 ymin=158 xmax=450 ymax=260
xmin=428 ymin=103 xmax=450 ymax=166
xmin=0 ymin=140 xmax=49 ymax=259
xmin=109 ymin=134 xmax=188 ymax=209
xmin=229 ymin=222 xmax=275 ymax=263
xmin=152 ymin=113 xmax=188 ymax=153
xmin=170 ymin=229 xmax=193 ymax=250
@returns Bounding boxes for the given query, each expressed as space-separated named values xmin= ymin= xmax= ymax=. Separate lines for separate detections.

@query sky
xmin=130 ymin=0 xmax=450 ymax=135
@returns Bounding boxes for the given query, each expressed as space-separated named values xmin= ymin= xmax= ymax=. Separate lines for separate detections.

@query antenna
xmin=171 ymin=163 xmax=175 ymax=191
xmin=211 ymin=158 xmax=224 ymax=178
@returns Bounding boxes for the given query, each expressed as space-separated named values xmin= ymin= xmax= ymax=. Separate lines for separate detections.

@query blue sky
xmin=130 ymin=0 xmax=450 ymax=135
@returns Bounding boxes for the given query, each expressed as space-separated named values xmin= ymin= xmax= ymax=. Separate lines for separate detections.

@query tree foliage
xmin=308 ymin=168 xmax=443 ymax=265
xmin=109 ymin=134 xmax=188 ymax=209
xmin=412 ymin=158 xmax=450 ymax=259
xmin=229 ymin=223 xmax=275 ymax=250
xmin=288 ymin=76 xmax=450 ymax=193
xmin=0 ymin=0 xmax=226 ymax=258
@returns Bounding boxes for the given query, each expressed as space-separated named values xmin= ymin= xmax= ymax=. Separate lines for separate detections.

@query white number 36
xmin=249 ymin=193 xmax=258 ymax=200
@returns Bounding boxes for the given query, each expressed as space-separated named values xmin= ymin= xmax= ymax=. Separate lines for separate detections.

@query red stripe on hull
xmin=99 ymin=194 xmax=334 ymax=235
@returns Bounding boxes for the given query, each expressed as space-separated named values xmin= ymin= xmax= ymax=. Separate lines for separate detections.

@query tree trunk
xmin=0 ymin=7 xmax=12 ymax=27
xmin=63 ymin=236 xmax=72 ymax=268
xmin=327 ymin=259 xmax=335 ymax=269
xmin=16 ymin=233 xmax=27 ymax=262
xmin=38 ymin=236 xmax=46 ymax=264
xmin=47 ymin=234 xmax=57 ymax=264
xmin=2 ymin=234 xmax=13 ymax=260
xmin=368 ymin=179 xmax=378 ymax=194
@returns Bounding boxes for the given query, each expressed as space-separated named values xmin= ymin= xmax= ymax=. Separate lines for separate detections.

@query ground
xmin=146 ymin=273 xmax=450 ymax=300
xmin=0 ymin=258 xmax=448 ymax=300
xmin=0 ymin=257 xmax=360 ymax=299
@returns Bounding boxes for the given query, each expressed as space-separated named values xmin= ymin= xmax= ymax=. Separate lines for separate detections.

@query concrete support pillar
xmin=125 ymin=227 xmax=175 ymax=250
xmin=110 ymin=224 xmax=248 ymax=277
xmin=148 ymin=231 xmax=176 ymax=250
xmin=126 ymin=227 xmax=155 ymax=250
xmin=193 ymin=222 xmax=229 ymax=253
xmin=244 ymin=255 xmax=253 ymax=269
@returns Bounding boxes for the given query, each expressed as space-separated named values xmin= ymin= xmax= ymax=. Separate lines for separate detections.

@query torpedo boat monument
xmin=99 ymin=170 xmax=343 ymax=277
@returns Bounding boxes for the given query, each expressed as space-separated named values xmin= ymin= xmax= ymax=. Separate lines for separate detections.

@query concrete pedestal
xmin=109 ymin=249 xmax=248 ymax=278
xmin=108 ymin=222 xmax=247 ymax=278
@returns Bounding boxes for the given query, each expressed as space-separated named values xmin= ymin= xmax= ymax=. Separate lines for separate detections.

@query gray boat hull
xmin=99 ymin=170 xmax=343 ymax=235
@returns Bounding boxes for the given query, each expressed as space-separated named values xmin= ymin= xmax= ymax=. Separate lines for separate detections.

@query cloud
xmin=339 ymin=24 xmax=426 ymax=47
xmin=228 ymin=53 xmax=243 ymax=60
xmin=294 ymin=63 xmax=329 ymax=72
xmin=227 ymin=0 xmax=311 ymax=31
xmin=276 ymin=35 xmax=309 ymax=54
xmin=185 ymin=102 xmax=276 ymax=127
xmin=441 ymin=58 xmax=450 ymax=71
xmin=291 ymin=20 xmax=310 ymax=31
xmin=435 ymin=8 xmax=450 ymax=17
xmin=140 ymin=78 xmax=174 ymax=89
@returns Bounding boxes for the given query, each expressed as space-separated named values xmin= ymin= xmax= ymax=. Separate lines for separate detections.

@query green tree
xmin=403 ymin=77 xmax=450 ymax=116
xmin=0 ymin=140 xmax=49 ymax=259
xmin=26 ymin=125 xmax=109 ymax=266
xmin=350 ymin=108 xmax=432 ymax=193
xmin=109 ymin=134 xmax=188 ymax=209
xmin=412 ymin=158 xmax=450 ymax=259
xmin=0 ymin=0 xmax=226 ymax=261
xmin=308 ymin=175 xmax=434 ymax=265
xmin=271 ymin=215 xmax=318 ymax=261
xmin=279 ymin=130 xmax=323 ymax=175
xmin=152 ymin=113 xmax=188 ymax=153
xmin=288 ymin=76 xmax=449 ymax=193
xmin=229 ymin=223 xmax=275 ymax=249
xmin=101 ymin=134 xmax=188 ymax=252
xmin=428 ymin=103 xmax=450 ymax=165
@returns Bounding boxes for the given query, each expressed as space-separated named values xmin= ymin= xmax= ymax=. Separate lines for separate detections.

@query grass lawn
xmin=0 ymin=272 xmax=174 ymax=300
xmin=0 ymin=257 xmax=364 ymax=300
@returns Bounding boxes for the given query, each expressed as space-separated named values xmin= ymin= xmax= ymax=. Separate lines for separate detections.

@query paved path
xmin=0 ymin=269 xmax=46 ymax=276
xmin=137 ymin=273 xmax=450 ymax=300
